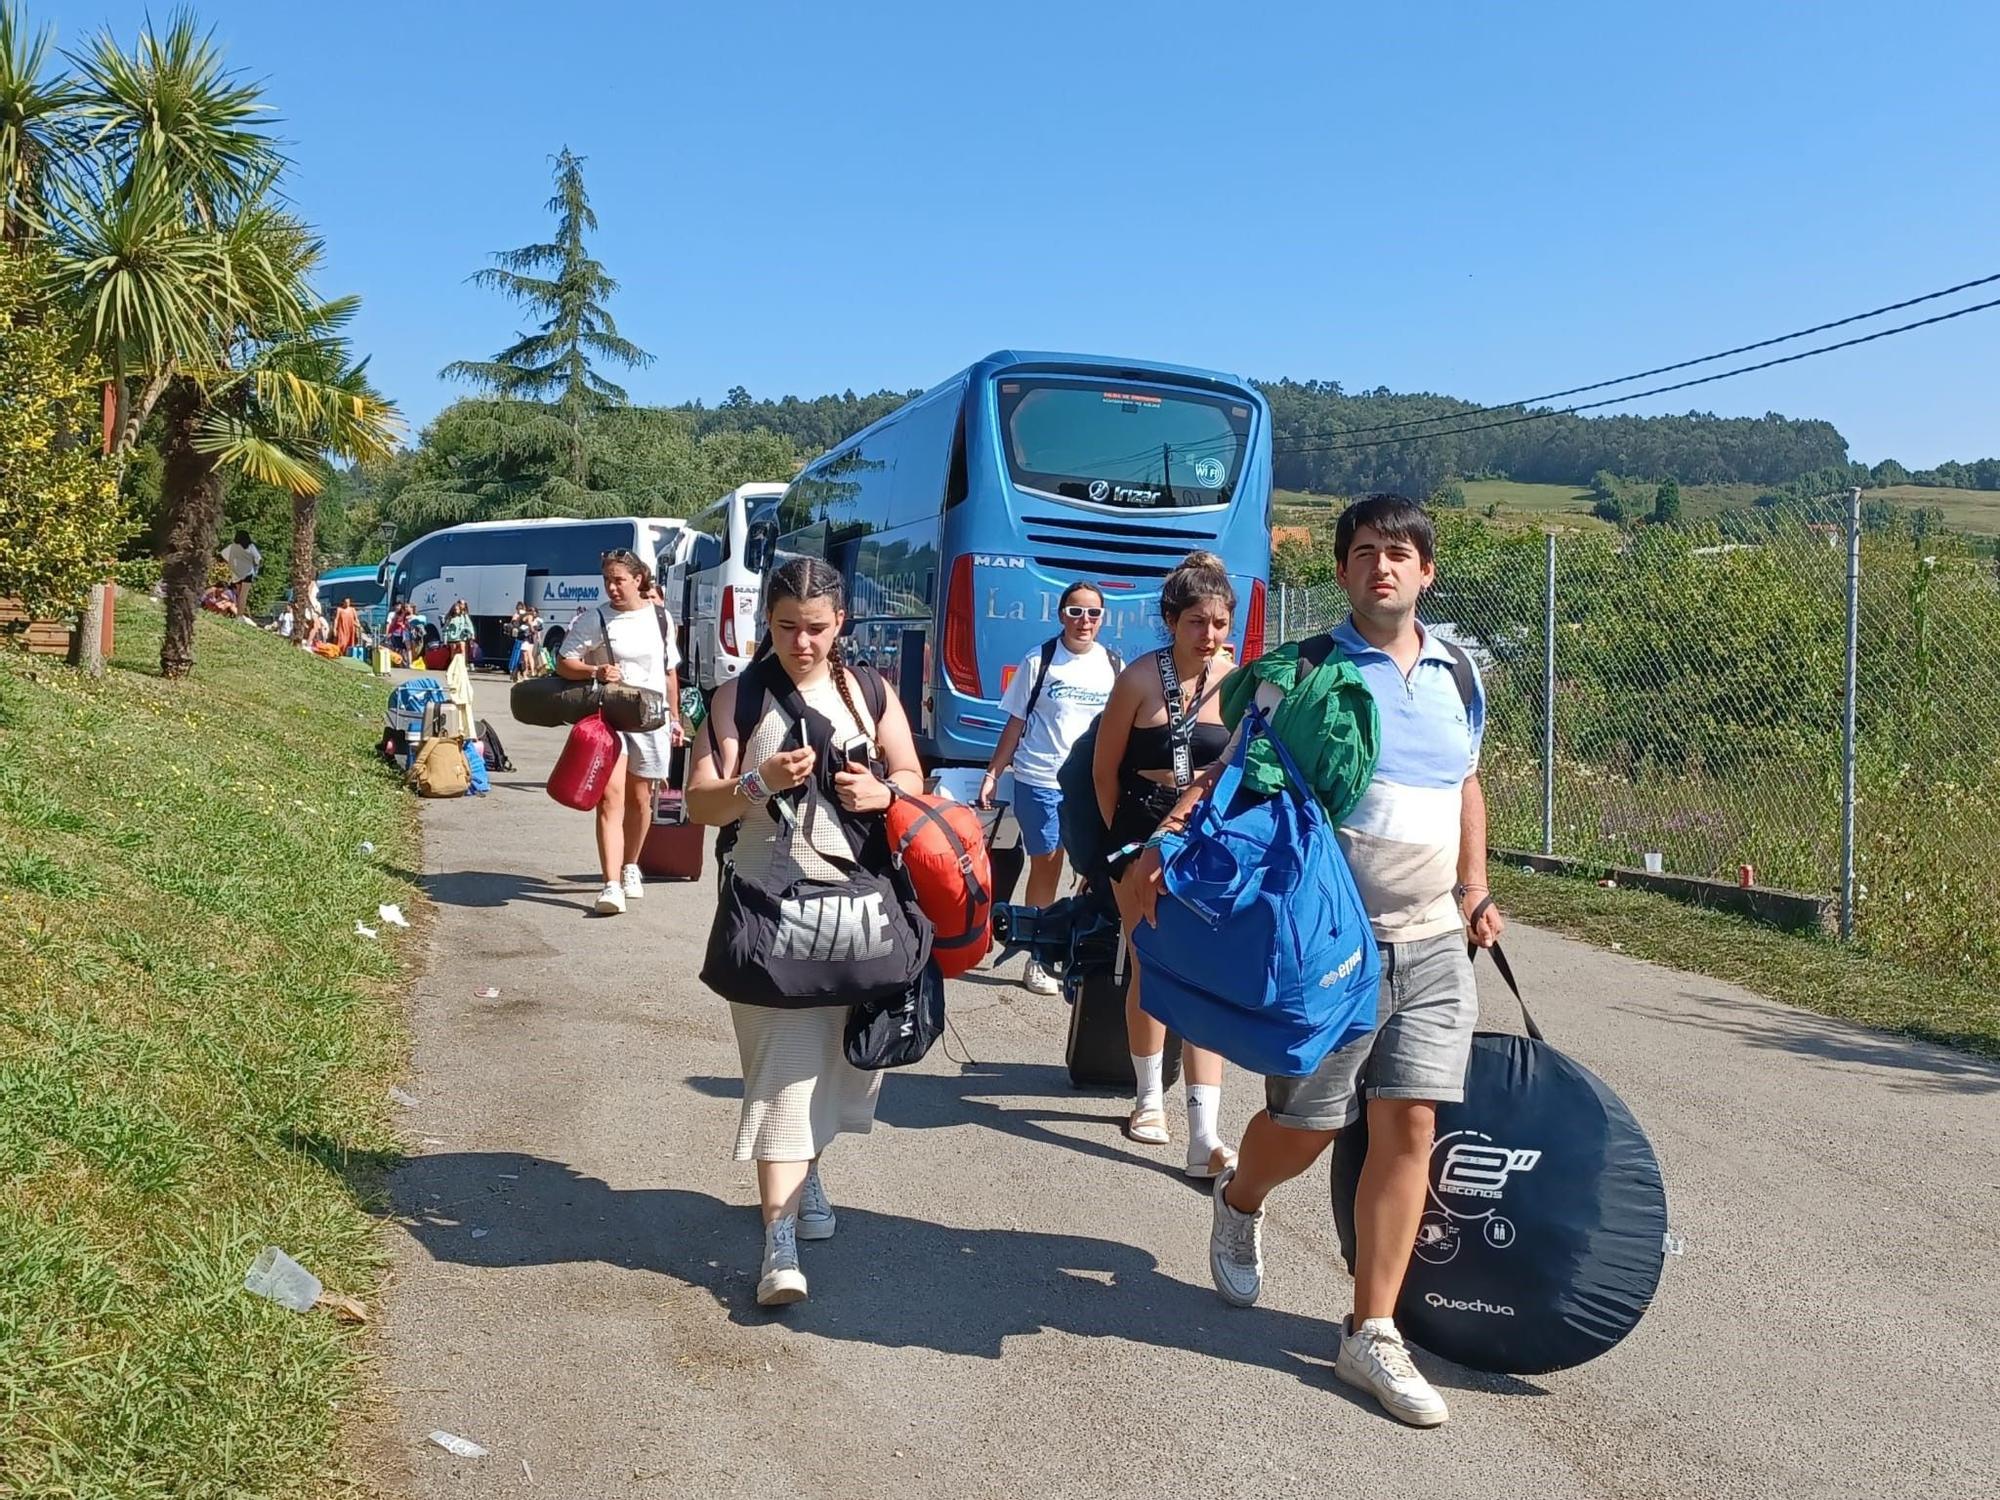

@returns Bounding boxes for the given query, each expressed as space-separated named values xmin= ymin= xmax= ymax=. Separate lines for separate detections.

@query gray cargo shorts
xmin=1265 ymin=929 xmax=1478 ymax=1131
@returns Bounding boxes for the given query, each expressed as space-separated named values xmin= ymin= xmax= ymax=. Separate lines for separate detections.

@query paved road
xmin=366 ymin=677 xmax=2000 ymax=1499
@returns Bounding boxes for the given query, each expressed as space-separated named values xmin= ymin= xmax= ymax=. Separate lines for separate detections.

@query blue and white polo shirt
xmin=1330 ymin=616 xmax=1485 ymax=942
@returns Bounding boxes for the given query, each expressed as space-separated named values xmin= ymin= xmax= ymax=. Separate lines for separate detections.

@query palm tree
xmin=0 ymin=1 xmax=81 ymax=245
xmin=443 ymin=146 xmax=651 ymax=486
xmin=39 ymin=9 xmax=397 ymax=676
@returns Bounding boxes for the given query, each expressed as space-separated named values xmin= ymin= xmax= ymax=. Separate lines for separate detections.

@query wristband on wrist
xmin=739 ymin=769 xmax=770 ymax=804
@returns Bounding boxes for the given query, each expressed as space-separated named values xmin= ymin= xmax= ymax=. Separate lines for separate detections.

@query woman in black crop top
xmin=1091 ymin=551 xmax=1238 ymax=1177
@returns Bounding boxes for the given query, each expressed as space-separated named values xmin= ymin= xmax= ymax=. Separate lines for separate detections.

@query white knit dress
xmin=724 ymin=674 xmax=883 ymax=1162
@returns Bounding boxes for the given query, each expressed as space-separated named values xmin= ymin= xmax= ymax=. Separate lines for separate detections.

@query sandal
xmin=1125 ymin=1105 xmax=1171 ymax=1146
xmin=1185 ymin=1144 xmax=1238 ymax=1181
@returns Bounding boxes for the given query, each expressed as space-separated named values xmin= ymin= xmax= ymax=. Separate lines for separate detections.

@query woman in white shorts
xmin=555 ymin=549 xmax=683 ymax=915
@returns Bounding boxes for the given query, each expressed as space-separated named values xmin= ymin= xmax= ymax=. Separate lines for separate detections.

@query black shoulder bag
xmin=699 ymin=659 xmax=929 ymax=1010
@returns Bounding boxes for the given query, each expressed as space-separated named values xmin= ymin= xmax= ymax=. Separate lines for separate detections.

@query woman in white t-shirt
xmin=979 ymin=582 xmax=1120 ymax=994
xmin=556 ymin=549 xmax=685 ymax=915
xmin=219 ymin=530 xmax=261 ymax=614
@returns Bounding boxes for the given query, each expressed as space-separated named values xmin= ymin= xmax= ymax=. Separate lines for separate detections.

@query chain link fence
xmin=1274 ymin=493 xmax=2000 ymax=988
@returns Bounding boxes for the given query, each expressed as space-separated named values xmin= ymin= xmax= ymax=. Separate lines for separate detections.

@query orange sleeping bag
xmin=886 ymin=791 xmax=993 ymax=978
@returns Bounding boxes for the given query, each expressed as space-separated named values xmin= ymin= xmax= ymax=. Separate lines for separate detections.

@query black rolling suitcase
xmin=1064 ymin=938 xmax=1183 ymax=1091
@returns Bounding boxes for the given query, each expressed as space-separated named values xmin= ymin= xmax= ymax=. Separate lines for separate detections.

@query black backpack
xmin=475 ymin=718 xmax=514 ymax=773
xmin=1018 ymin=637 xmax=1124 ymax=725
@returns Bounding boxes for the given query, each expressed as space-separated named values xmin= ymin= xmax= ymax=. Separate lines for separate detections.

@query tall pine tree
xmin=443 ymin=147 xmax=651 ymax=487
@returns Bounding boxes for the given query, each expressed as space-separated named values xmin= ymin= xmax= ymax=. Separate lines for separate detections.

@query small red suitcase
xmin=638 ymin=785 xmax=704 ymax=880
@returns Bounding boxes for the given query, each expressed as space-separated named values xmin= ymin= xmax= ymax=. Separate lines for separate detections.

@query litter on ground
xmin=428 ymin=1431 xmax=488 ymax=1459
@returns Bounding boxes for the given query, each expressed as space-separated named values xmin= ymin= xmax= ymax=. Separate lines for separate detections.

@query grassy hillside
xmin=0 ymin=600 xmax=418 ymax=1497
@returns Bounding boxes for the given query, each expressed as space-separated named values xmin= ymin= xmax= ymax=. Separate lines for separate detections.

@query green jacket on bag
xmin=1217 ymin=638 xmax=1380 ymax=823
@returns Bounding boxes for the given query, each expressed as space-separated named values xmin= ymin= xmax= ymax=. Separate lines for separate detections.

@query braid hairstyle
xmin=763 ymin=557 xmax=867 ymax=733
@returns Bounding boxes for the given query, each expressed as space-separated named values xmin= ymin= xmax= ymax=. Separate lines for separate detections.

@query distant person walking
xmin=554 ymin=551 xmax=684 ymax=915
xmin=978 ymin=581 xmax=1121 ymax=994
xmin=331 ymin=598 xmax=361 ymax=656
xmin=1091 ymin=552 xmax=1237 ymax=1177
xmin=442 ymin=599 xmax=475 ymax=661
xmin=684 ymin=558 xmax=926 ymax=1307
xmin=219 ymin=530 xmax=261 ymax=614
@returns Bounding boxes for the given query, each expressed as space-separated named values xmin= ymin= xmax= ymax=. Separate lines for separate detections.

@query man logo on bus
xmin=1431 ymin=1129 xmax=1541 ymax=1217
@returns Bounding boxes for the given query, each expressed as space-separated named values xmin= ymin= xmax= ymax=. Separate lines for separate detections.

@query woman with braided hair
xmin=685 ymin=557 xmax=926 ymax=1306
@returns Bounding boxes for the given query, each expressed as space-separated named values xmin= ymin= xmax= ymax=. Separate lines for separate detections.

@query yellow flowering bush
xmin=0 ymin=253 xmax=132 ymax=620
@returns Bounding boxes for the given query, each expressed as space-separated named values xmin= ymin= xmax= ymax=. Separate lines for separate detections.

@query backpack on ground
xmin=1131 ymin=702 xmax=1379 ymax=1077
xmin=475 ymin=718 xmax=513 ymax=773
xmin=409 ymin=731 xmax=471 ymax=798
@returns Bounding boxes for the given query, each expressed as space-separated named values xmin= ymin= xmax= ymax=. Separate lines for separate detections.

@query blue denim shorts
xmin=1013 ymin=780 xmax=1065 ymax=858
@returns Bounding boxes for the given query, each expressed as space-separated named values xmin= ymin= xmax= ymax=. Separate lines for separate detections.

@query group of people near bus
xmin=621 ymin=493 xmax=1502 ymax=1430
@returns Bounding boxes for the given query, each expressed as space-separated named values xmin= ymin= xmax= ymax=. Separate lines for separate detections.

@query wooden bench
xmin=0 ymin=597 xmax=80 ymax=659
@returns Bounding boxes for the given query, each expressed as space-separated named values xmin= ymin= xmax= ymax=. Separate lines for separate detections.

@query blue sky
xmin=42 ymin=1 xmax=2000 ymax=465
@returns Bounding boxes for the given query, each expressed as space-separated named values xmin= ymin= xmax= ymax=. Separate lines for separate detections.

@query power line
xmin=1299 ymin=270 xmax=2000 ymax=443
xmin=1270 ymin=294 xmax=2000 ymax=459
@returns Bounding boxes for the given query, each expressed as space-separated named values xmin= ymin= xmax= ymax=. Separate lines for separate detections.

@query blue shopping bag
xmin=1132 ymin=705 xmax=1378 ymax=1077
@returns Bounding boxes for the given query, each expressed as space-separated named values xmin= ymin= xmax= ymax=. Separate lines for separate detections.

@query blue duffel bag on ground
xmin=1131 ymin=704 xmax=1378 ymax=1077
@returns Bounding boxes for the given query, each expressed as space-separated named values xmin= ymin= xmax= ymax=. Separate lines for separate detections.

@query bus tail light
xmin=1243 ymin=579 xmax=1267 ymax=662
xmin=720 ymin=586 xmax=738 ymax=655
xmin=942 ymin=553 xmax=981 ymax=696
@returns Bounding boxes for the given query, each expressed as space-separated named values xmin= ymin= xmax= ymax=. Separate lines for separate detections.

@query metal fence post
xmin=1839 ymin=485 xmax=1861 ymax=939
xmin=1277 ymin=581 xmax=1289 ymax=644
xmin=1542 ymin=531 xmax=1557 ymax=855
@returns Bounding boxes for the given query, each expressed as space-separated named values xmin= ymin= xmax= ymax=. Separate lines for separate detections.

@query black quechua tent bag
xmin=1330 ymin=944 xmax=1669 ymax=1374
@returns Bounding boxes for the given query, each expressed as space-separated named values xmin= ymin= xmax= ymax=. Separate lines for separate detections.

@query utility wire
xmin=1305 ymin=270 xmax=2000 ymax=443
xmin=1270 ymin=294 xmax=2000 ymax=458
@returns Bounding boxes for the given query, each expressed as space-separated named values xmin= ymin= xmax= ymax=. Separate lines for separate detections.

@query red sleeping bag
xmin=547 ymin=712 xmax=620 ymax=810
xmin=886 ymin=792 xmax=993 ymax=978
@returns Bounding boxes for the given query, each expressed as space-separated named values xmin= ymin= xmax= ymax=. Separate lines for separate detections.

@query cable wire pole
xmin=1839 ymin=486 xmax=1862 ymax=940
xmin=1543 ymin=532 xmax=1557 ymax=856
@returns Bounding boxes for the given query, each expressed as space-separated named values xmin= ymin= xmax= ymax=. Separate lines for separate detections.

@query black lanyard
xmin=1153 ymin=648 xmax=1210 ymax=790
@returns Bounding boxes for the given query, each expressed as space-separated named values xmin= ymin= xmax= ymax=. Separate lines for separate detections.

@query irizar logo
xmin=771 ymin=893 xmax=894 ymax=963
xmin=1425 ymin=1292 xmax=1515 ymax=1316
xmin=972 ymin=553 xmax=1026 ymax=569
xmin=1318 ymin=946 xmax=1364 ymax=988
xmin=1432 ymin=1128 xmax=1541 ymax=1211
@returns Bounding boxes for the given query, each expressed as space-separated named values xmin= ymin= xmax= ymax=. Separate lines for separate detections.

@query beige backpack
xmin=408 ymin=703 xmax=471 ymax=798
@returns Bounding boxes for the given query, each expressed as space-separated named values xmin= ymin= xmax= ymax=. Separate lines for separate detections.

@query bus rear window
xmin=998 ymin=379 xmax=1251 ymax=509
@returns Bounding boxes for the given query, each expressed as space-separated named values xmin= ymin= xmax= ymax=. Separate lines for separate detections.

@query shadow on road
xmin=683 ymin=1062 xmax=1189 ymax=1187
xmin=1621 ymin=990 xmax=2000 ymax=1096
xmin=407 ymin=868 xmax=598 ymax=912
xmin=389 ymin=1150 xmax=1538 ymax=1401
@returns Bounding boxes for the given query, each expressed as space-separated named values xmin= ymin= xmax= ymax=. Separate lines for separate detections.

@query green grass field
xmin=1278 ymin=480 xmax=2000 ymax=537
xmin=0 ymin=601 xmax=418 ymax=1497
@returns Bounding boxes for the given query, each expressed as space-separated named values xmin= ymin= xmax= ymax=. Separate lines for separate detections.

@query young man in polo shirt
xmin=1133 ymin=494 xmax=1503 ymax=1427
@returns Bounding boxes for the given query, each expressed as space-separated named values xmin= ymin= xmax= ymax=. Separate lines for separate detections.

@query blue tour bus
xmin=772 ymin=350 xmax=1272 ymax=765
xmin=378 ymin=516 xmax=686 ymax=663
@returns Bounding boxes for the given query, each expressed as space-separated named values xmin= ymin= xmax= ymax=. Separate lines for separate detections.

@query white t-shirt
xmin=997 ymin=640 xmax=1118 ymax=788
xmin=560 ymin=604 xmax=682 ymax=696
xmin=221 ymin=542 xmax=261 ymax=581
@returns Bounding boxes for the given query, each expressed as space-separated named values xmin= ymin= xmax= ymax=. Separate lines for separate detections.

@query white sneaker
xmin=594 ymin=882 xmax=626 ymax=916
xmin=798 ymin=1163 xmax=836 ymax=1241
xmin=1336 ymin=1317 xmax=1449 ymax=1427
xmin=756 ymin=1216 xmax=807 ymax=1306
xmin=1208 ymin=1165 xmax=1264 ymax=1307
xmin=1023 ymin=960 xmax=1060 ymax=996
xmin=621 ymin=863 xmax=645 ymax=899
